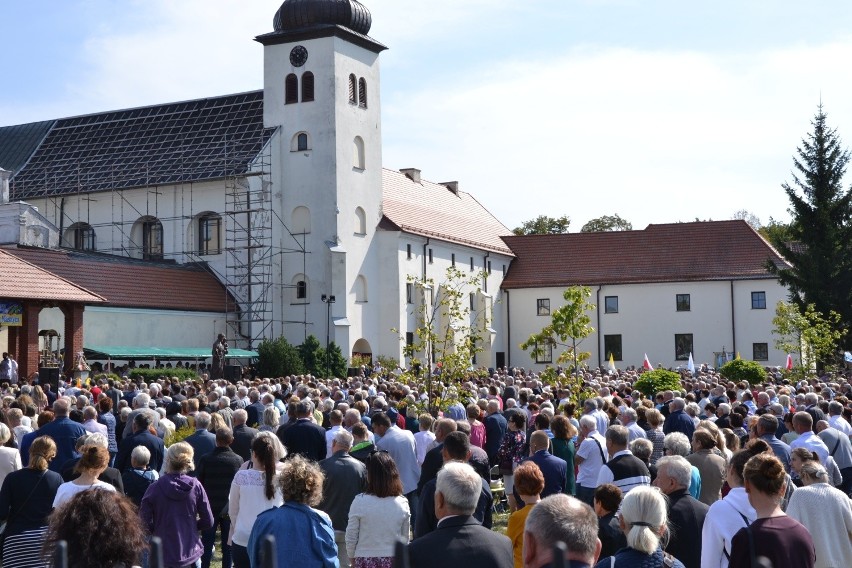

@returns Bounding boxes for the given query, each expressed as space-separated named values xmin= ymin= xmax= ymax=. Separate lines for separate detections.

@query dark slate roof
xmin=0 ymin=120 xmax=55 ymax=174
xmin=4 ymin=246 xmax=230 ymax=312
xmin=500 ymin=220 xmax=790 ymax=289
xmin=5 ymin=91 xmax=275 ymax=200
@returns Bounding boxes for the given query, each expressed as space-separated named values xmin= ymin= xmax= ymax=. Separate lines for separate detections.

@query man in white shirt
xmin=827 ymin=401 xmax=852 ymax=437
xmin=325 ymin=409 xmax=343 ymax=457
xmin=619 ymin=407 xmax=646 ymax=441
xmin=574 ymin=415 xmax=608 ymax=507
xmin=373 ymin=410 xmax=421 ymax=528
xmin=790 ymin=411 xmax=829 ymax=464
xmin=81 ymin=405 xmax=108 ymax=436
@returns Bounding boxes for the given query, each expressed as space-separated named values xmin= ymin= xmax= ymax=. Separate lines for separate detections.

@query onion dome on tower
xmin=273 ymin=0 xmax=372 ymax=35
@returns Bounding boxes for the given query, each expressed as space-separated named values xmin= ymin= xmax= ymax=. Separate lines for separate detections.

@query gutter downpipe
xmin=483 ymin=252 xmax=491 ymax=293
xmin=422 ymin=238 xmax=430 ymax=281
xmin=506 ymin=289 xmax=511 ymax=368
xmin=596 ymin=285 xmax=602 ymax=368
xmin=730 ymin=280 xmax=736 ymax=357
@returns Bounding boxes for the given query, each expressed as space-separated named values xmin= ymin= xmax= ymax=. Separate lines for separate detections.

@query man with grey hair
xmin=217 ymin=396 xmax=234 ymax=428
xmin=596 ymin=425 xmax=650 ymax=495
xmin=122 ymin=392 xmax=163 ymax=440
xmin=522 ymin=494 xmax=601 ymax=568
xmin=319 ymin=428 xmax=366 ymax=568
xmin=654 ymin=455 xmax=707 ymax=568
xmin=408 ymin=462 xmax=512 ymax=568
xmin=663 ymin=397 xmax=695 ymax=439
xmin=574 ymin=415 xmax=608 ymax=506
xmin=231 ymin=408 xmax=260 ymax=462
xmin=185 ymin=411 xmax=216 ymax=472
xmin=20 ymin=397 xmax=87 ymax=471
xmin=828 ymin=400 xmax=852 ymax=436
xmin=756 ymin=414 xmax=792 ymax=473
xmin=619 ymin=407 xmax=645 ymax=441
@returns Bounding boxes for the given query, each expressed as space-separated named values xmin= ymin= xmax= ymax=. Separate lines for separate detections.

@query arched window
xmin=353 ymin=136 xmax=365 ymax=169
xmin=354 ymin=207 xmax=366 ymax=235
xmin=291 ymin=206 xmax=311 ymax=234
xmin=197 ymin=213 xmax=221 ymax=255
xmin=358 ymin=78 xmax=367 ymax=108
xmin=292 ymin=274 xmax=309 ymax=303
xmin=64 ymin=222 xmax=95 ymax=251
xmin=301 ymin=71 xmax=314 ymax=102
xmin=285 ymin=74 xmax=298 ymax=104
xmin=142 ymin=218 xmax=163 ymax=260
xmin=348 ymin=74 xmax=357 ymax=104
xmin=355 ymin=275 xmax=368 ymax=302
xmin=291 ymin=131 xmax=311 ymax=152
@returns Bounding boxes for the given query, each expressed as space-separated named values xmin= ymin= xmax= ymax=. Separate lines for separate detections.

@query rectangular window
xmin=199 ymin=216 xmax=221 ymax=256
xmin=604 ymin=296 xmax=619 ymax=314
xmin=537 ymin=299 xmax=550 ymax=316
xmin=675 ymin=333 xmax=693 ymax=361
xmin=406 ymin=244 xmax=412 ymax=260
xmin=406 ymin=332 xmax=414 ymax=346
xmin=406 ymin=283 xmax=414 ymax=304
xmin=502 ymin=264 xmax=507 ymax=277
xmin=604 ymin=334 xmax=623 ymax=361
xmin=470 ymin=257 xmax=474 ymax=271
xmin=534 ymin=340 xmax=553 ymax=364
xmin=429 ymin=249 xmax=433 ymax=264
xmin=753 ymin=342 xmax=769 ymax=361
xmin=451 ymin=253 xmax=456 ymax=267
xmin=469 ymin=293 xmax=475 ymax=310
xmin=487 ymin=261 xmax=492 ymax=274
xmin=676 ymin=294 xmax=691 ymax=312
xmin=752 ymin=291 xmax=766 ymax=309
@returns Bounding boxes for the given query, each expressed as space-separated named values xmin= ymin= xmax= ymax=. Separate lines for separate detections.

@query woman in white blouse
xmin=228 ymin=434 xmax=284 ymax=568
xmin=346 ymin=450 xmax=410 ymax=568
xmin=0 ymin=423 xmax=21 ymax=488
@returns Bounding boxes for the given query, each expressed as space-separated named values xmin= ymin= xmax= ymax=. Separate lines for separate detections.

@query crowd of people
xmin=0 ymin=362 xmax=849 ymax=567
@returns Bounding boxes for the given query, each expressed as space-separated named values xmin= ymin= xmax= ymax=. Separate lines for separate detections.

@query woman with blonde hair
xmin=52 ymin=445 xmax=114 ymax=509
xmin=594 ymin=485 xmax=685 ymax=568
xmin=247 ymin=454 xmax=336 ymax=567
xmin=140 ymin=441 xmax=214 ymax=568
xmin=787 ymin=460 xmax=852 ymax=568
xmin=0 ymin=436 xmax=63 ymax=568
xmin=0 ymin=422 xmax=21 ymax=487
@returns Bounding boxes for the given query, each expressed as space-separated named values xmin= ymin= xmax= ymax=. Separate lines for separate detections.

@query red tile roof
xmin=0 ymin=249 xmax=105 ymax=303
xmin=500 ymin=220 xmax=790 ymax=289
xmin=381 ymin=169 xmax=514 ymax=255
xmin=4 ymin=247 xmax=229 ymax=312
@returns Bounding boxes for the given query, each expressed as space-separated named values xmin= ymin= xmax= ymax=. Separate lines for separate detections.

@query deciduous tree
xmin=580 ymin=214 xmax=632 ymax=232
xmin=513 ymin=215 xmax=570 ymax=235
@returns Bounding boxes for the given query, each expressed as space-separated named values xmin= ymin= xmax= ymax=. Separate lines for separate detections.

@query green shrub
xmin=165 ymin=425 xmax=195 ymax=447
xmin=257 ymin=336 xmax=304 ymax=378
xmin=634 ymin=369 xmax=682 ymax=398
xmin=720 ymin=359 xmax=767 ymax=385
xmin=127 ymin=368 xmax=198 ymax=382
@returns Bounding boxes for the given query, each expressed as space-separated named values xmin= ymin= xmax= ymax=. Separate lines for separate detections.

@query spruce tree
xmin=771 ymin=105 xmax=852 ymax=348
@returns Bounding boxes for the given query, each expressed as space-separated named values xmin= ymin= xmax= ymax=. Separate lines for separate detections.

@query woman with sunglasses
xmin=346 ymin=450 xmax=410 ymax=568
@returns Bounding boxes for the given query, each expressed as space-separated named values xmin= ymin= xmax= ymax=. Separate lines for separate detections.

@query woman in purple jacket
xmin=140 ymin=442 xmax=214 ymax=568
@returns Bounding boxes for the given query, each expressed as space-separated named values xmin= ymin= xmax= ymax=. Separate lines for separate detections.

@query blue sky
xmin=3 ymin=0 xmax=852 ymax=231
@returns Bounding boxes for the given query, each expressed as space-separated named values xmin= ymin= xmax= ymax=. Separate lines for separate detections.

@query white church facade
xmin=0 ymin=0 xmax=792 ymax=374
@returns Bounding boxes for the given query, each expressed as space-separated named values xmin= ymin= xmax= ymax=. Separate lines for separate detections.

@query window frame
xmin=198 ymin=214 xmax=221 ymax=256
xmin=428 ymin=248 xmax=433 ymax=264
xmin=296 ymin=280 xmax=307 ymax=300
xmin=406 ymin=282 xmax=414 ymax=304
xmin=358 ymin=77 xmax=367 ymax=108
xmin=537 ymin=299 xmax=551 ymax=316
xmin=676 ymin=293 xmax=691 ymax=312
xmin=753 ymin=342 xmax=769 ymax=361
xmin=285 ymin=74 xmax=298 ymax=104
xmin=348 ymin=74 xmax=357 ymax=105
xmin=534 ymin=340 xmax=554 ymax=364
xmin=604 ymin=334 xmax=623 ymax=361
xmin=604 ymin=296 xmax=619 ymax=314
xmin=142 ymin=219 xmax=163 ymax=260
xmin=301 ymin=71 xmax=314 ymax=102
xmin=406 ymin=244 xmax=412 ymax=260
xmin=674 ymin=333 xmax=694 ymax=361
xmin=751 ymin=291 xmax=767 ymax=310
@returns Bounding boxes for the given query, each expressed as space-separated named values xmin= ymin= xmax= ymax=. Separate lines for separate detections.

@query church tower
xmin=256 ymin=0 xmax=386 ymax=358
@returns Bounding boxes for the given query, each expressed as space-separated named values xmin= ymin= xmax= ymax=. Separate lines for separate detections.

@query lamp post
xmin=321 ymin=294 xmax=336 ymax=378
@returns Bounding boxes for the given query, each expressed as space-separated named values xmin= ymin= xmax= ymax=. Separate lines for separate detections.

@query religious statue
xmin=211 ymin=333 xmax=228 ymax=380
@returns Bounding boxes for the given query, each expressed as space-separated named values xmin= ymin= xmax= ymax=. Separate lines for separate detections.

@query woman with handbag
xmin=0 ymin=436 xmax=63 ymax=568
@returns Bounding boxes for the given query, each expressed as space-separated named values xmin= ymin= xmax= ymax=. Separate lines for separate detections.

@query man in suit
xmin=415 ymin=431 xmax=492 ymax=539
xmin=277 ymin=401 xmax=326 ymax=461
xmin=374 ymin=410 xmax=421 ymax=526
xmin=115 ymin=412 xmax=165 ymax=473
xmin=484 ymin=400 xmax=507 ymax=466
xmin=20 ymin=398 xmax=88 ymax=471
xmin=523 ymin=494 xmax=602 ymax=568
xmin=230 ymin=409 xmax=260 ymax=462
xmin=244 ymin=389 xmax=265 ymax=427
xmin=184 ymin=411 xmax=217 ymax=473
xmin=663 ymin=398 xmax=696 ymax=439
xmin=515 ymin=430 xmax=567 ymax=507
xmin=417 ymin=418 xmax=457 ymax=493
xmin=654 ymin=455 xmax=708 ymax=568
xmin=197 ymin=428 xmax=243 ymax=568
xmin=408 ymin=461 xmax=512 ymax=568
xmin=318 ymin=429 xmax=366 ymax=568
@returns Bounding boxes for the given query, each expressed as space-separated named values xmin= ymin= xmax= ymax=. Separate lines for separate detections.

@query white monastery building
xmin=0 ymin=0 xmax=791 ymax=372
